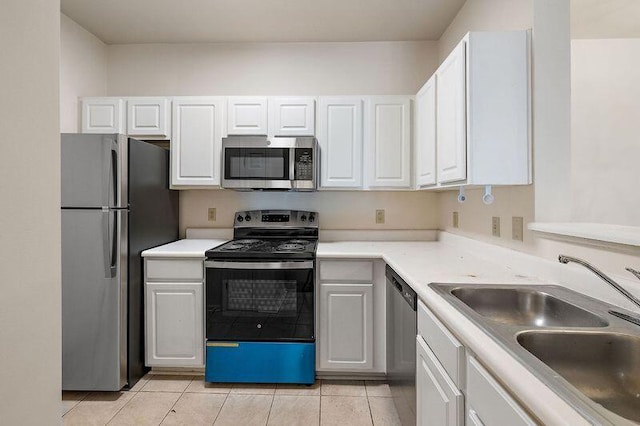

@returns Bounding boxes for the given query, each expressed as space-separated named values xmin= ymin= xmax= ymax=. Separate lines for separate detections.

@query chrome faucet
xmin=558 ymin=255 xmax=640 ymax=310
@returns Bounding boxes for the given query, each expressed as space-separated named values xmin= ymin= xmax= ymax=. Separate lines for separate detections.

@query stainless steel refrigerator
xmin=61 ymin=134 xmax=178 ymax=391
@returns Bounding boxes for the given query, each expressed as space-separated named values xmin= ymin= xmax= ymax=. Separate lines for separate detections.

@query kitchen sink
xmin=517 ymin=331 xmax=640 ymax=423
xmin=451 ymin=287 xmax=608 ymax=327
xmin=430 ymin=283 xmax=640 ymax=425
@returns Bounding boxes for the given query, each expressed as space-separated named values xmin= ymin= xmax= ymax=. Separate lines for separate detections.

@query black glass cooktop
xmin=205 ymin=238 xmax=318 ymax=260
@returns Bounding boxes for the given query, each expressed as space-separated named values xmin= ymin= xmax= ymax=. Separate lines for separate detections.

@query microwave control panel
xmin=294 ymin=148 xmax=314 ymax=180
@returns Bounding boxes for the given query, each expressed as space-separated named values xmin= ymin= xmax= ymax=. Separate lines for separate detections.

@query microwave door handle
xmin=289 ymin=148 xmax=295 ymax=180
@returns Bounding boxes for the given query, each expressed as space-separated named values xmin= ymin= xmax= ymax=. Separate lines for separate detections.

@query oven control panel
xmin=234 ymin=210 xmax=318 ymax=228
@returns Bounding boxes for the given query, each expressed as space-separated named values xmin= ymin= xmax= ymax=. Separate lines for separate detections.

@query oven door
xmin=204 ymin=260 xmax=314 ymax=342
xmin=222 ymin=147 xmax=293 ymax=190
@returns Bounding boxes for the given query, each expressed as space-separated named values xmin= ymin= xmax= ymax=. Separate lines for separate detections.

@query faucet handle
xmin=625 ymin=267 xmax=640 ymax=281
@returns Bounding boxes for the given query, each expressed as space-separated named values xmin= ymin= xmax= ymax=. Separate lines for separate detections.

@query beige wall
xmin=0 ymin=0 xmax=61 ymax=424
xmin=571 ymin=38 xmax=640 ymax=226
xmin=60 ymin=13 xmax=107 ymax=132
xmin=107 ymin=41 xmax=438 ymax=96
xmin=105 ymin=40 xmax=441 ymax=234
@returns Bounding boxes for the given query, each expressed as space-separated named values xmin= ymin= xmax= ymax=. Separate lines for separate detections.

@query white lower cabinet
xmin=417 ymin=335 xmax=463 ymax=426
xmin=144 ymin=258 xmax=204 ymax=367
xmin=466 ymin=355 xmax=536 ymax=426
xmin=317 ymin=259 xmax=385 ymax=373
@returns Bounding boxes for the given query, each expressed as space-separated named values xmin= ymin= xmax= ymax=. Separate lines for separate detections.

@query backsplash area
xmin=179 ymin=190 xmax=439 ymax=237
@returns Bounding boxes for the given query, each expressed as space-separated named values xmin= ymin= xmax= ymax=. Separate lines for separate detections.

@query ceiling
xmin=571 ymin=0 xmax=640 ymax=39
xmin=60 ymin=0 xmax=466 ymax=45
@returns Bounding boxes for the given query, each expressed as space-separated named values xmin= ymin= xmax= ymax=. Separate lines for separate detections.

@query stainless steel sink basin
xmin=429 ymin=283 xmax=640 ymax=425
xmin=518 ymin=331 xmax=640 ymax=423
xmin=451 ymin=287 xmax=608 ymax=327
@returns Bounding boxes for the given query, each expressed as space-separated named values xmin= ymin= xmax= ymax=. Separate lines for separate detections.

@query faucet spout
xmin=558 ymin=255 xmax=640 ymax=310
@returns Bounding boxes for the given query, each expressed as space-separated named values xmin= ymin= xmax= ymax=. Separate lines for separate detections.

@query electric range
xmin=203 ymin=210 xmax=318 ymax=384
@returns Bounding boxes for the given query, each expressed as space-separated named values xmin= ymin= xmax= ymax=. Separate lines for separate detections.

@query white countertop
xmin=140 ymin=235 xmax=625 ymax=425
xmin=141 ymin=239 xmax=227 ymax=258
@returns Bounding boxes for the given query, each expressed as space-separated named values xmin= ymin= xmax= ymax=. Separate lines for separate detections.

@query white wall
xmin=0 ymin=1 xmax=61 ymax=424
xmin=106 ymin=40 xmax=441 ymax=235
xmin=107 ymin=41 xmax=438 ymax=96
xmin=571 ymin=38 xmax=640 ymax=226
xmin=60 ymin=13 xmax=107 ymax=132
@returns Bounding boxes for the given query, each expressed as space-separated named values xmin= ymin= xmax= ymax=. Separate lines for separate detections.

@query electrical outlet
xmin=453 ymin=211 xmax=459 ymax=228
xmin=375 ymin=209 xmax=385 ymax=224
xmin=492 ymin=217 xmax=501 ymax=237
xmin=208 ymin=208 xmax=216 ymax=222
xmin=512 ymin=216 xmax=524 ymax=241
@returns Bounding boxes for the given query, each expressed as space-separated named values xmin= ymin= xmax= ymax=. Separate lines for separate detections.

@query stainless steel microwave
xmin=221 ymin=136 xmax=317 ymax=191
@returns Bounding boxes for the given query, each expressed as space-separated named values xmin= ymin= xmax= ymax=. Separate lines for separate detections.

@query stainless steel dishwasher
xmin=386 ymin=265 xmax=417 ymax=426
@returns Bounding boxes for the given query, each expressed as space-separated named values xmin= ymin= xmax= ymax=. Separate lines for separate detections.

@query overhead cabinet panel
xmin=270 ymin=97 xmax=315 ymax=136
xmin=127 ymin=97 xmax=170 ymax=138
xmin=227 ymin=97 xmax=268 ymax=135
xmin=436 ymin=42 xmax=467 ymax=184
xmin=171 ymin=97 xmax=225 ymax=187
xmin=365 ymin=97 xmax=411 ymax=188
xmin=415 ymin=76 xmax=437 ymax=188
xmin=81 ymin=98 xmax=124 ymax=134
xmin=317 ymin=97 xmax=363 ymax=188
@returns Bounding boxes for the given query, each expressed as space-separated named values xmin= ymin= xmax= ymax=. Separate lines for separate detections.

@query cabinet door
xmin=127 ymin=97 xmax=170 ymax=137
xmin=171 ymin=97 xmax=225 ymax=187
xmin=417 ymin=336 xmax=464 ymax=426
xmin=317 ymin=97 xmax=363 ymax=188
xmin=436 ymin=41 xmax=467 ymax=184
xmin=415 ymin=76 xmax=437 ymax=188
xmin=269 ymin=97 xmax=315 ymax=136
xmin=227 ymin=97 xmax=268 ymax=135
xmin=365 ymin=97 xmax=411 ymax=188
xmin=466 ymin=355 xmax=536 ymax=426
xmin=319 ymin=283 xmax=373 ymax=370
xmin=146 ymin=282 xmax=204 ymax=367
xmin=81 ymin=98 xmax=124 ymax=133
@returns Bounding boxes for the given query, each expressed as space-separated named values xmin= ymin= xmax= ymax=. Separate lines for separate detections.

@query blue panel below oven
xmin=205 ymin=341 xmax=315 ymax=384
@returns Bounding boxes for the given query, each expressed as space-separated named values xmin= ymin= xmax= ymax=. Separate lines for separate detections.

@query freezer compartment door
xmin=62 ymin=208 xmax=128 ymax=391
xmin=61 ymin=133 xmax=127 ymax=208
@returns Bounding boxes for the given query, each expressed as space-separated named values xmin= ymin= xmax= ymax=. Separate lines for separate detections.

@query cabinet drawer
xmin=466 ymin=355 xmax=537 ymax=426
xmin=146 ymin=259 xmax=203 ymax=281
xmin=319 ymin=260 xmax=373 ymax=282
xmin=418 ymin=299 xmax=465 ymax=388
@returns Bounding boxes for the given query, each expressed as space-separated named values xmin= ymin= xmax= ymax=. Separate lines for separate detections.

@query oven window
xmin=224 ymin=148 xmax=289 ymax=180
xmin=206 ymin=266 xmax=314 ymax=342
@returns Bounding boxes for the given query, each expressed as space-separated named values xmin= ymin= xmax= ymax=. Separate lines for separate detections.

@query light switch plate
xmin=492 ymin=217 xmax=501 ymax=237
xmin=208 ymin=208 xmax=216 ymax=222
xmin=512 ymin=216 xmax=524 ymax=241
xmin=376 ymin=209 xmax=385 ymax=224
xmin=453 ymin=211 xmax=459 ymax=228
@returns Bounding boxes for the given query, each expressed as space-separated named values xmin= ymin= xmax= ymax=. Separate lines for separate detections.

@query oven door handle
xmin=204 ymin=260 xmax=313 ymax=270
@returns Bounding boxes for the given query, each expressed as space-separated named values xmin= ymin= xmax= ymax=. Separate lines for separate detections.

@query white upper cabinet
xmin=171 ymin=97 xmax=225 ymax=187
xmin=81 ymin=98 xmax=124 ymax=134
xmin=432 ymin=30 xmax=531 ymax=188
xmin=126 ymin=97 xmax=170 ymax=138
xmin=364 ymin=96 xmax=411 ymax=188
xmin=227 ymin=97 xmax=268 ymax=135
xmin=269 ymin=97 xmax=315 ymax=137
xmin=436 ymin=42 xmax=467 ymax=184
xmin=415 ymin=76 xmax=437 ymax=188
xmin=317 ymin=97 xmax=363 ymax=188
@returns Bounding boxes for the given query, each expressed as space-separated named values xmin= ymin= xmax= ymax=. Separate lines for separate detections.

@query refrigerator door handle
xmin=102 ymin=208 xmax=117 ymax=278
xmin=102 ymin=136 xmax=119 ymax=208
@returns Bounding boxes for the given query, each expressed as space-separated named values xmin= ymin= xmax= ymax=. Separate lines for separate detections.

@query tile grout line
xmin=105 ymin=389 xmax=139 ymax=425
xmin=264 ymin=391 xmax=276 ymax=426
xmin=157 ymin=375 xmax=196 ymax=425
xmin=61 ymin=391 xmax=92 ymax=418
xmin=210 ymin=387 xmax=231 ymax=426
xmin=364 ymin=382 xmax=375 ymax=426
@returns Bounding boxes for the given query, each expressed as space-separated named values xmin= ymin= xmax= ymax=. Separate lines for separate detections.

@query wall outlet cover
xmin=512 ymin=216 xmax=524 ymax=241
xmin=492 ymin=217 xmax=501 ymax=237
xmin=375 ymin=209 xmax=385 ymax=224
xmin=208 ymin=208 xmax=216 ymax=222
xmin=453 ymin=211 xmax=459 ymax=228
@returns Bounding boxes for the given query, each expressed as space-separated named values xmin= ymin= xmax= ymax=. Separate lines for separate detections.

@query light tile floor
xmin=62 ymin=375 xmax=401 ymax=425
